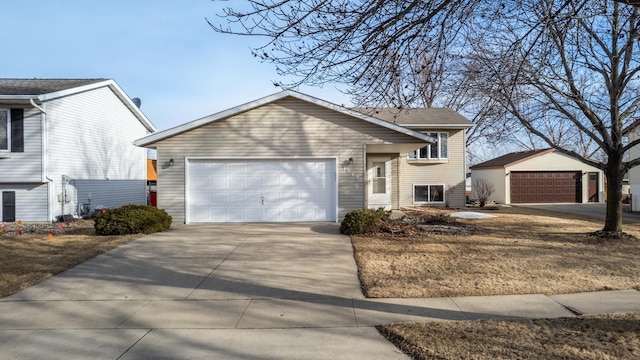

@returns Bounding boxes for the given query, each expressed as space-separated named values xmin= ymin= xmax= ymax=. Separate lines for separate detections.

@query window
xmin=414 ymin=185 xmax=445 ymax=203
xmin=0 ymin=108 xmax=23 ymax=153
xmin=408 ymin=132 xmax=448 ymax=160
xmin=0 ymin=109 xmax=8 ymax=151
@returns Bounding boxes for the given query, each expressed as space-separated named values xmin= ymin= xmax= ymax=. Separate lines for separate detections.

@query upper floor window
xmin=0 ymin=109 xmax=9 ymax=151
xmin=0 ymin=108 xmax=24 ymax=153
xmin=408 ymin=132 xmax=448 ymax=160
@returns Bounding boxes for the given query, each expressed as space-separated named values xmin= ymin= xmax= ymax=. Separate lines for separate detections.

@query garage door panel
xmin=511 ymin=171 xmax=580 ymax=203
xmin=187 ymin=159 xmax=336 ymax=223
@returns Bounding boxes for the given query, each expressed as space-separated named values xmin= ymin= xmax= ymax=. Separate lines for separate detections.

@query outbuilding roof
xmin=470 ymin=149 xmax=554 ymax=169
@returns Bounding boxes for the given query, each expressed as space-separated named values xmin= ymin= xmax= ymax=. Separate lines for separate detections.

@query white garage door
xmin=187 ymin=158 xmax=337 ymax=223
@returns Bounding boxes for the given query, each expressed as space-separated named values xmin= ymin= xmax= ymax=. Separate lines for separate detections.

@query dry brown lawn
xmin=0 ymin=220 xmax=140 ymax=298
xmin=379 ymin=312 xmax=640 ymax=360
xmin=352 ymin=206 xmax=640 ymax=298
xmin=352 ymin=206 xmax=640 ymax=359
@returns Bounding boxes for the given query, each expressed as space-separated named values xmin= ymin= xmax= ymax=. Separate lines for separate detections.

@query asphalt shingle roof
xmin=0 ymin=78 xmax=107 ymax=96
xmin=470 ymin=148 xmax=554 ymax=169
xmin=353 ymin=107 xmax=474 ymax=127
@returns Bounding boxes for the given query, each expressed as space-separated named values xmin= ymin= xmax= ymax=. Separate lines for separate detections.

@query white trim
xmin=184 ymin=156 xmax=339 ymax=223
xmin=135 ymin=90 xmax=434 ymax=147
xmin=413 ymin=184 xmax=446 ymax=204
xmin=402 ymin=124 xmax=473 ymax=129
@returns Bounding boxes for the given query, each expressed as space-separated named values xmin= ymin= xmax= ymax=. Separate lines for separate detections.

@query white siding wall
xmin=470 ymin=168 xmax=507 ymax=204
xmin=0 ymin=184 xmax=48 ymax=222
xmin=628 ymin=131 xmax=640 ymax=211
xmin=0 ymin=106 xmax=43 ymax=182
xmin=397 ymin=129 xmax=467 ymax=208
xmin=44 ymin=86 xmax=149 ymax=219
xmin=73 ymin=179 xmax=146 ymax=215
xmin=153 ymin=98 xmax=425 ymax=223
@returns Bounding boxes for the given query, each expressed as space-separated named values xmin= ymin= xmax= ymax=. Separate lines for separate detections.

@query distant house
xmin=470 ymin=149 xmax=604 ymax=204
xmin=134 ymin=90 xmax=473 ymax=224
xmin=0 ymin=78 xmax=156 ymax=222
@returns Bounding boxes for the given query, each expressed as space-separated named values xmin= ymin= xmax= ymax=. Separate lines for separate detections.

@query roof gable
xmin=135 ymin=90 xmax=433 ymax=147
xmin=352 ymin=107 xmax=473 ymax=128
xmin=0 ymin=78 xmax=155 ymax=132
xmin=470 ymin=149 xmax=554 ymax=169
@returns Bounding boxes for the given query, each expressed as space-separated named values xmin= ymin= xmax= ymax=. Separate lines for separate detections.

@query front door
xmin=367 ymin=156 xmax=392 ymax=209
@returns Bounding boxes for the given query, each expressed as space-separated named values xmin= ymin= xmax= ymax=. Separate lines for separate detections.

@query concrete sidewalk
xmin=0 ymin=223 xmax=639 ymax=359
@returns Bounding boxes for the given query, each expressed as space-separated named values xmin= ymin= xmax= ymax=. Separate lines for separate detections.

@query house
xmin=0 ymin=78 xmax=156 ymax=222
xmin=134 ymin=90 xmax=473 ymax=223
xmin=470 ymin=149 xmax=604 ymax=204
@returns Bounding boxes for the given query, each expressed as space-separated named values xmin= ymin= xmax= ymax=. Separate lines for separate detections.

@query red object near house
xmin=149 ymin=192 xmax=157 ymax=207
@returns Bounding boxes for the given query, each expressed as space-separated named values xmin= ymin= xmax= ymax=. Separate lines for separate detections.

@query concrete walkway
xmin=1 ymin=223 xmax=639 ymax=359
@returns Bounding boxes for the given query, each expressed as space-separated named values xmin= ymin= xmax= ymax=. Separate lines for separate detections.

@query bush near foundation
xmin=340 ymin=208 xmax=389 ymax=235
xmin=94 ymin=204 xmax=172 ymax=235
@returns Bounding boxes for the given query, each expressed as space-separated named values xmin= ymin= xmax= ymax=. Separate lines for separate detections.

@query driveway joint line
xmin=115 ymin=300 xmax=152 ymax=329
xmin=116 ymin=328 xmax=152 ymax=360
xmin=184 ymin=234 xmax=253 ymax=299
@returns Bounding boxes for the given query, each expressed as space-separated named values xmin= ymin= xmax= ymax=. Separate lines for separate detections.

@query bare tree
xmin=472 ymin=178 xmax=496 ymax=207
xmin=466 ymin=1 xmax=640 ymax=235
xmin=211 ymin=0 xmax=640 ymax=236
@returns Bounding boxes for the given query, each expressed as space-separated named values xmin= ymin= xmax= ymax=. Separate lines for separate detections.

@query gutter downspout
xmin=30 ymin=99 xmax=52 ymax=221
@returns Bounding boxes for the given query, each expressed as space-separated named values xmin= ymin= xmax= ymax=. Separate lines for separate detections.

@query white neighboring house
xmin=470 ymin=149 xmax=604 ymax=204
xmin=0 ymin=78 xmax=156 ymax=222
xmin=626 ymin=124 xmax=640 ymax=211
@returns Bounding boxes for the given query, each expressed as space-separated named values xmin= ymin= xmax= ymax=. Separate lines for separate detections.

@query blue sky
xmin=0 ymin=0 xmax=346 ymax=131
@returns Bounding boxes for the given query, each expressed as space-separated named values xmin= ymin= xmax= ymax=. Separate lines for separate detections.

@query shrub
xmin=94 ymin=204 xmax=172 ymax=235
xmin=340 ymin=208 xmax=389 ymax=235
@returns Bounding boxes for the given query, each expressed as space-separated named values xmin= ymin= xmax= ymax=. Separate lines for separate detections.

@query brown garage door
xmin=510 ymin=171 xmax=581 ymax=203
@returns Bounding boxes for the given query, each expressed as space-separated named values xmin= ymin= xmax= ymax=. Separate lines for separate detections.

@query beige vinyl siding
xmin=154 ymin=98 xmax=424 ymax=223
xmin=0 ymin=106 xmax=43 ymax=183
xmin=0 ymin=184 xmax=48 ymax=222
xmin=398 ymin=128 xmax=467 ymax=208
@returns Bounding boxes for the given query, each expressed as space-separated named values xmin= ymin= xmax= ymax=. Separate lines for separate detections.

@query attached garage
xmin=470 ymin=149 xmax=604 ymax=205
xmin=186 ymin=158 xmax=337 ymax=223
xmin=510 ymin=171 xmax=581 ymax=203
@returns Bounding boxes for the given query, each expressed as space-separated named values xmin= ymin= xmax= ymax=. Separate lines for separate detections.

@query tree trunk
xmin=603 ymin=162 xmax=624 ymax=234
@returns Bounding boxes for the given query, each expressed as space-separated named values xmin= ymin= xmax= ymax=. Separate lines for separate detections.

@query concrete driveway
xmin=0 ymin=223 xmax=411 ymax=359
xmin=516 ymin=203 xmax=640 ymax=223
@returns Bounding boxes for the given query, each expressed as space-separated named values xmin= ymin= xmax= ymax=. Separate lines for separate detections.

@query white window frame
xmin=408 ymin=132 xmax=448 ymax=160
xmin=413 ymin=184 xmax=446 ymax=204
xmin=0 ymin=109 xmax=9 ymax=152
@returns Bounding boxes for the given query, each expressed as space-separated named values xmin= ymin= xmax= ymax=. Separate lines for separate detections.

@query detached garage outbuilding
xmin=470 ymin=149 xmax=604 ymax=204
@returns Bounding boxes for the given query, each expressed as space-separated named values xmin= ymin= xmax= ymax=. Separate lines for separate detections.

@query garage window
xmin=414 ymin=184 xmax=445 ymax=203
